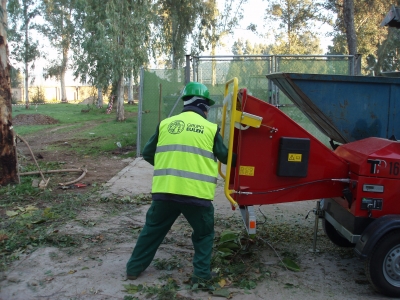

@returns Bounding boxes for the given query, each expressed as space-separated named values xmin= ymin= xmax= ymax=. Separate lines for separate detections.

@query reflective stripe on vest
xmin=153 ymin=168 xmax=218 ymax=184
xmin=156 ymin=144 xmax=217 ymax=161
xmin=152 ymin=112 xmax=218 ymax=200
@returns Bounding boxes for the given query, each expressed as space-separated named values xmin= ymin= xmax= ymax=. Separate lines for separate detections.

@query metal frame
xmin=324 ymin=211 xmax=361 ymax=244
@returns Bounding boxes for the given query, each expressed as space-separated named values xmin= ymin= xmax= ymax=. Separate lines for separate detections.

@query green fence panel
xmin=138 ymin=69 xmax=185 ymax=154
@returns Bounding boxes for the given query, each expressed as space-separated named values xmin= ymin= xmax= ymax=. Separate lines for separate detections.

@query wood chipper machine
xmin=219 ymin=75 xmax=400 ymax=297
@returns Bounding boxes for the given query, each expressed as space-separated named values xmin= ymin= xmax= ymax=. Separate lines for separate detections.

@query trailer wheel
xmin=366 ymin=230 xmax=400 ymax=297
xmin=322 ymin=218 xmax=354 ymax=247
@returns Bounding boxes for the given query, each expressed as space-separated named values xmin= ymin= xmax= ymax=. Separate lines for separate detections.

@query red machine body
xmin=229 ymin=89 xmax=400 ymax=219
xmin=335 ymin=138 xmax=400 ymax=218
xmin=228 ymin=89 xmax=349 ymax=205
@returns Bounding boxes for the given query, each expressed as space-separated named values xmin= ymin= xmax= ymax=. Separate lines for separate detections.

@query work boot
xmin=191 ymin=271 xmax=218 ymax=284
xmin=126 ymin=274 xmax=139 ymax=280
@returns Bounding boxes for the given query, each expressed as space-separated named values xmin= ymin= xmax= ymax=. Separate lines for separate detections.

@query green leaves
xmin=153 ymin=256 xmax=182 ymax=271
xmin=122 ymin=283 xmax=144 ymax=294
xmin=122 ymin=278 xmax=179 ymax=299
xmin=211 ymin=288 xmax=232 ymax=298
xmin=216 ymin=230 xmax=242 ymax=258
xmin=281 ymin=257 xmax=300 ymax=272
xmin=219 ymin=231 xmax=238 ymax=243
xmin=74 ymin=0 xmax=153 ymax=88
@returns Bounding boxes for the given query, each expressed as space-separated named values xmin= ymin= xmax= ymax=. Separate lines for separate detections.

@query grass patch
xmin=0 ymin=192 xmax=88 ymax=271
xmin=13 ymin=103 xmax=138 ymax=156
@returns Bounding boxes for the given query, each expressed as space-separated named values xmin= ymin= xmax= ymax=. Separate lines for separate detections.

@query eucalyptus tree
xmin=193 ymin=0 xmax=247 ymax=85
xmin=7 ymin=0 xmax=41 ymax=108
xmin=342 ymin=0 xmax=356 ymax=55
xmin=10 ymin=66 xmax=23 ymax=88
xmin=194 ymin=0 xmax=247 ymax=55
xmin=372 ymin=27 xmax=400 ymax=73
xmin=74 ymin=0 xmax=153 ymax=121
xmin=39 ymin=0 xmax=83 ymax=103
xmin=0 ymin=0 xmax=18 ymax=185
xmin=264 ymin=0 xmax=328 ymax=54
xmin=326 ymin=0 xmax=394 ymax=74
xmin=154 ymin=0 xmax=202 ymax=69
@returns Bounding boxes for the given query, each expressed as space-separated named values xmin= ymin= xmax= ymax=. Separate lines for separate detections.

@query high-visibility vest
xmin=152 ymin=111 xmax=218 ymax=200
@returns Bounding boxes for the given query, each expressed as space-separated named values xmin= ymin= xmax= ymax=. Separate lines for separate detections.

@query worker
xmin=126 ymin=81 xmax=235 ymax=284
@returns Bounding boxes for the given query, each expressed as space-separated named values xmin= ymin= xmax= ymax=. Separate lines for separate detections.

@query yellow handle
xmin=218 ymin=78 xmax=239 ymax=208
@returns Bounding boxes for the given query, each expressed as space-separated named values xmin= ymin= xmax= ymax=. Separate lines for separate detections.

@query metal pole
xmin=158 ymin=83 xmax=162 ymax=123
xmin=355 ymin=54 xmax=362 ymax=75
xmin=312 ymin=200 xmax=321 ymax=252
xmin=185 ymin=55 xmax=191 ymax=84
xmin=192 ymin=57 xmax=197 ymax=82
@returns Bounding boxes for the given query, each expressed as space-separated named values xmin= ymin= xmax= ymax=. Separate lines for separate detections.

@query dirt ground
xmin=0 ymin=114 xmax=393 ymax=300
xmin=12 ymin=114 xmax=132 ymax=192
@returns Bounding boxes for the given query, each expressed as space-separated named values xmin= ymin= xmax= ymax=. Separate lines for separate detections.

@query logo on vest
xmin=167 ymin=120 xmax=185 ymax=134
xmin=186 ymin=123 xmax=204 ymax=134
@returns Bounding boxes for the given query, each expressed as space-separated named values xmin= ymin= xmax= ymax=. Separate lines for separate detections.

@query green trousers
xmin=126 ymin=200 xmax=215 ymax=280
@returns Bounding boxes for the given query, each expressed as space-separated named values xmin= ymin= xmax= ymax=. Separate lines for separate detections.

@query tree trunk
xmin=60 ymin=11 xmax=70 ymax=103
xmin=60 ymin=69 xmax=67 ymax=102
xmin=128 ymin=73 xmax=133 ymax=104
xmin=24 ymin=61 xmax=29 ymax=108
xmin=60 ymin=46 xmax=69 ymax=103
xmin=24 ymin=9 xmax=29 ymax=109
xmin=116 ymin=76 xmax=125 ymax=121
xmin=97 ymin=87 xmax=103 ymax=108
xmin=343 ymin=0 xmax=357 ymax=55
xmin=0 ymin=0 xmax=19 ymax=185
xmin=211 ymin=40 xmax=217 ymax=86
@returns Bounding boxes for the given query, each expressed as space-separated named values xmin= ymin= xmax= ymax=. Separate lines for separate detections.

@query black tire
xmin=366 ymin=230 xmax=400 ymax=297
xmin=322 ymin=218 xmax=355 ymax=248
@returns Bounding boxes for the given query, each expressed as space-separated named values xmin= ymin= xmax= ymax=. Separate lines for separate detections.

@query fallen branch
xmin=16 ymin=133 xmax=88 ymax=187
xmin=19 ymin=169 xmax=84 ymax=176
xmin=16 ymin=134 xmax=48 ymax=187
xmin=20 ymin=168 xmax=88 ymax=186
xmin=58 ymin=168 xmax=87 ymax=186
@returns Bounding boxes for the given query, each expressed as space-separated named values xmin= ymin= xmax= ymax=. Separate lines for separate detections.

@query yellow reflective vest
xmin=152 ymin=111 xmax=218 ymax=200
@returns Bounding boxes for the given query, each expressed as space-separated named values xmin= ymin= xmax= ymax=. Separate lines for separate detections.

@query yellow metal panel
xmin=234 ymin=112 xmax=262 ymax=128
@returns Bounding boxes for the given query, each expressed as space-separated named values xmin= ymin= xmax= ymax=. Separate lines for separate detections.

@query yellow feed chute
xmin=219 ymin=78 xmax=263 ymax=208
xmin=219 ymin=78 xmax=239 ymax=208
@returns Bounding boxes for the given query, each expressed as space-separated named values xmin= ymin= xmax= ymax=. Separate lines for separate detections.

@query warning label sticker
xmin=288 ymin=153 xmax=302 ymax=162
xmin=239 ymin=166 xmax=255 ymax=176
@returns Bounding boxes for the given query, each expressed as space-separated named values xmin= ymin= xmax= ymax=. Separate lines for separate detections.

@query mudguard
xmin=355 ymin=215 xmax=400 ymax=260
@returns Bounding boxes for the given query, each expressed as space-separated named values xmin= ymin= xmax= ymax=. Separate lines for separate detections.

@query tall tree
xmin=371 ymin=27 xmax=400 ymax=74
xmin=154 ymin=0 xmax=201 ymax=69
xmin=74 ymin=0 xmax=153 ymax=121
xmin=0 ymin=0 xmax=19 ymax=185
xmin=326 ymin=0 xmax=392 ymax=74
xmin=264 ymin=0 xmax=328 ymax=54
xmin=7 ymin=0 xmax=40 ymax=108
xmin=343 ymin=0 xmax=356 ymax=55
xmin=10 ymin=66 xmax=23 ymax=88
xmin=193 ymin=0 xmax=247 ymax=85
xmin=39 ymin=0 xmax=80 ymax=103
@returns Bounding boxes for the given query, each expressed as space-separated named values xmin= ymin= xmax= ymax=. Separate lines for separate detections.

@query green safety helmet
xmin=181 ymin=82 xmax=215 ymax=106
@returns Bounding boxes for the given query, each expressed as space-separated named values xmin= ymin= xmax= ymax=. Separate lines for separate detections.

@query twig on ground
xmin=16 ymin=134 xmax=48 ymax=187
xmin=257 ymin=237 xmax=288 ymax=271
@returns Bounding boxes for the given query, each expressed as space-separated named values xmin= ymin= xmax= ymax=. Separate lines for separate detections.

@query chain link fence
xmin=137 ymin=55 xmax=358 ymax=154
